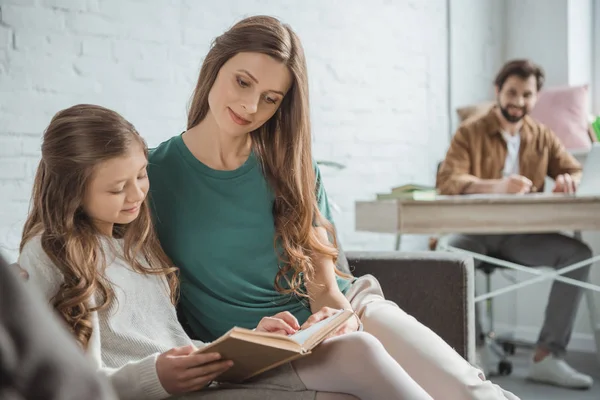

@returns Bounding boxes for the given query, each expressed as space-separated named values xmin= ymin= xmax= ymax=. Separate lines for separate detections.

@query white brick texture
xmin=0 ymin=0 xmax=452 ymax=261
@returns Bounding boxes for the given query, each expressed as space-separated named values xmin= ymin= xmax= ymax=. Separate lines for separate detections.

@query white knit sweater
xmin=18 ymin=235 xmax=203 ymax=400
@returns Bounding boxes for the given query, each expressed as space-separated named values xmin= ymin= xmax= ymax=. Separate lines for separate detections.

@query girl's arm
xmin=99 ymin=355 xmax=170 ymax=400
xmin=19 ymin=237 xmax=170 ymax=400
xmin=20 ymin=237 xmax=230 ymax=399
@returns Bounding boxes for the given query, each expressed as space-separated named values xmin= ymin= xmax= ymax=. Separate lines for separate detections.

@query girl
xmin=18 ymin=104 xmax=434 ymax=400
xmin=147 ymin=15 xmax=520 ymax=400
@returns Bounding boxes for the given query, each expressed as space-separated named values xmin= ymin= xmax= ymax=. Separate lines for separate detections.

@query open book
xmin=194 ymin=309 xmax=354 ymax=383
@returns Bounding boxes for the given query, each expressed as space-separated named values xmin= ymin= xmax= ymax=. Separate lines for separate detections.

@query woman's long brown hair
xmin=187 ymin=16 xmax=348 ymax=296
xmin=21 ymin=104 xmax=178 ymax=349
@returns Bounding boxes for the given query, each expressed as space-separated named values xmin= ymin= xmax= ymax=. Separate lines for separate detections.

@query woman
xmin=17 ymin=104 xmax=431 ymax=400
xmin=148 ymin=15 xmax=519 ymax=400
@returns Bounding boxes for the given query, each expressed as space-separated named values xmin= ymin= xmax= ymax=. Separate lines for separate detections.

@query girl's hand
xmin=156 ymin=345 xmax=233 ymax=395
xmin=255 ymin=311 xmax=300 ymax=335
xmin=300 ymin=307 xmax=361 ymax=338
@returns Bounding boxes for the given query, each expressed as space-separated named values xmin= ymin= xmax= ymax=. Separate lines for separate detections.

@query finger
xmin=327 ymin=325 xmax=350 ymax=340
xmin=270 ymin=329 xmax=289 ymax=336
xmin=514 ymin=181 xmax=529 ymax=194
xmin=186 ymin=368 xmax=231 ymax=391
xmin=519 ymin=178 xmax=532 ymax=191
xmin=166 ymin=346 xmax=191 ymax=356
xmin=301 ymin=308 xmax=335 ymax=330
xmin=260 ymin=318 xmax=297 ymax=335
xmin=272 ymin=311 xmax=300 ymax=330
xmin=19 ymin=268 xmax=29 ymax=280
xmin=563 ymin=174 xmax=574 ymax=194
xmin=555 ymin=174 xmax=565 ymax=190
xmin=300 ymin=312 xmax=324 ymax=330
xmin=181 ymin=352 xmax=222 ymax=369
xmin=12 ymin=263 xmax=29 ymax=280
xmin=183 ymin=360 xmax=233 ymax=381
xmin=518 ymin=175 xmax=533 ymax=186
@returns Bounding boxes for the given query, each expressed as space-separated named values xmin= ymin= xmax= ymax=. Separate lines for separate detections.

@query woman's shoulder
xmin=148 ymin=134 xmax=182 ymax=165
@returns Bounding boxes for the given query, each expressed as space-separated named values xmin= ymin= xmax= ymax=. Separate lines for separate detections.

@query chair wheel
xmin=502 ymin=342 xmax=516 ymax=355
xmin=498 ymin=360 xmax=512 ymax=376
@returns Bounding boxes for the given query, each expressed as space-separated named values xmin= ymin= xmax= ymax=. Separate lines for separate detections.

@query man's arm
xmin=0 ymin=255 xmax=117 ymax=400
xmin=437 ymin=127 xmax=499 ymax=195
xmin=546 ymin=128 xmax=583 ymax=182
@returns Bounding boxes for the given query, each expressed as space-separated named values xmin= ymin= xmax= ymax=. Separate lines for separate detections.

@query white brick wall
xmin=449 ymin=0 xmax=506 ymax=131
xmin=0 ymin=0 xmax=451 ymax=261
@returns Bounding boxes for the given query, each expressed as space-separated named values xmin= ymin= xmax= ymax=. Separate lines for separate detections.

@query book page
xmin=289 ymin=309 xmax=344 ymax=345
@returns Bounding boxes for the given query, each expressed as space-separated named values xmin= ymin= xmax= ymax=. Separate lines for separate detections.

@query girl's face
xmin=207 ymin=52 xmax=292 ymax=137
xmin=82 ymin=143 xmax=149 ymax=236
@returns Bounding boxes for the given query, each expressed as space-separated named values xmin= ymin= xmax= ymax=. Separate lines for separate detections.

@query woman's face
xmin=207 ymin=52 xmax=292 ymax=136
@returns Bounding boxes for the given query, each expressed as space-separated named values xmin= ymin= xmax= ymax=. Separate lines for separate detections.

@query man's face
xmin=495 ymin=75 xmax=538 ymax=123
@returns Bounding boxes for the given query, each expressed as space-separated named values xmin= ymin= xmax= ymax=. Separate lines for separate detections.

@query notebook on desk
xmin=577 ymin=143 xmax=600 ymax=197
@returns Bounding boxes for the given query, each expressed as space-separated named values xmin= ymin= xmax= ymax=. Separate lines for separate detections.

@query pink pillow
xmin=530 ymin=85 xmax=591 ymax=150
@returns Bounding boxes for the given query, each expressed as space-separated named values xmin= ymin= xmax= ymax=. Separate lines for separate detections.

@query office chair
xmin=477 ymin=257 xmax=517 ymax=376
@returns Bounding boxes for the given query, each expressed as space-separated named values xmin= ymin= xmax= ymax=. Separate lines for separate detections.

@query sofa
xmin=342 ymin=250 xmax=475 ymax=361
xmin=10 ymin=250 xmax=476 ymax=362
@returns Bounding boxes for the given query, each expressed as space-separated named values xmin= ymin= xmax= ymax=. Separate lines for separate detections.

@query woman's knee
xmin=329 ymin=332 xmax=386 ymax=362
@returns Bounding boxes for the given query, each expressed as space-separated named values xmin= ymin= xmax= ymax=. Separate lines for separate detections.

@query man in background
xmin=437 ymin=59 xmax=593 ymax=390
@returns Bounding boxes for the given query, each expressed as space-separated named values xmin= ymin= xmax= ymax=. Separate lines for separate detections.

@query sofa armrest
xmin=345 ymin=251 xmax=475 ymax=362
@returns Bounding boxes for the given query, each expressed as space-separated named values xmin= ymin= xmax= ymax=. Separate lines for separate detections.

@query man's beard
xmin=498 ymin=101 xmax=527 ymax=123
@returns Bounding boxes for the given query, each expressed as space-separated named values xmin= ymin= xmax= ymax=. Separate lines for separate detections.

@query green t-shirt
xmin=148 ymin=134 xmax=352 ymax=342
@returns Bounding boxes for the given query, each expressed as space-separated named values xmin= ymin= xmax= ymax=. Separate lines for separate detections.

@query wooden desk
xmin=355 ymin=193 xmax=600 ymax=360
xmin=355 ymin=193 xmax=600 ymax=235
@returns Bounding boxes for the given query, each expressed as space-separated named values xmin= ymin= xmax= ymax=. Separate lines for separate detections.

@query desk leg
xmin=395 ymin=233 xmax=402 ymax=251
xmin=575 ymin=231 xmax=600 ymax=363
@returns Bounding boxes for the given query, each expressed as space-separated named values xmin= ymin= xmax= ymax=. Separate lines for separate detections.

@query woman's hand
xmin=255 ymin=311 xmax=300 ymax=335
xmin=156 ymin=345 xmax=233 ymax=395
xmin=300 ymin=307 xmax=361 ymax=338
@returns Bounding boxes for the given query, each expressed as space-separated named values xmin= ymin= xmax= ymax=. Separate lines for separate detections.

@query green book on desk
xmin=377 ymin=184 xmax=437 ymax=201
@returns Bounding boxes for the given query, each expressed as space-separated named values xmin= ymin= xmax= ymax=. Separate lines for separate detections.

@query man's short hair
xmin=494 ymin=59 xmax=545 ymax=91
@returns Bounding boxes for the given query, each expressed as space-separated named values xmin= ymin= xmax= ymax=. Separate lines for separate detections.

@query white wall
xmin=505 ymin=0 xmax=571 ymax=87
xmin=594 ymin=0 xmax=600 ymax=114
xmin=0 ymin=0 xmax=450 ymax=260
xmin=567 ymin=0 xmax=593 ymax=87
xmin=449 ymin=0 xmax=505 ymax=132
xmin=505 ymin=0 xmax=594 ymax=89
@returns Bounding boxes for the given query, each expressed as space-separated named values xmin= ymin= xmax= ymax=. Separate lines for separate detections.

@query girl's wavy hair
xmin=187 ymin=15 xmax=349 ymax=295
xmin=20 ymin=104 xmax=178 ymax=349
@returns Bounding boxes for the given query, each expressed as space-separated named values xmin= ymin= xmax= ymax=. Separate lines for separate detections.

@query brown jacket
xmin=437 ymin=107 xmax=582 ymax=195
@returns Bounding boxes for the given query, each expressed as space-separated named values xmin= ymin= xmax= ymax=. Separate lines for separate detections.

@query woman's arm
xmin=302 ymin=163 xmax=360 ymax=333
xmin=306 ymin=226 xmax=353 ymax=313
xmin=303 ymin=227 xmax=360 ymax=334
